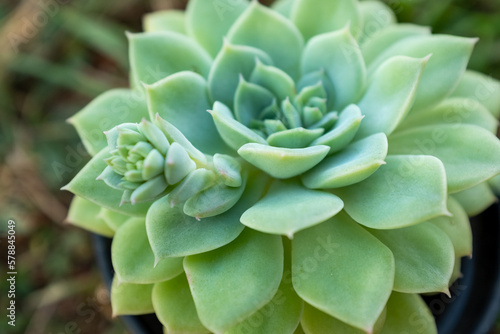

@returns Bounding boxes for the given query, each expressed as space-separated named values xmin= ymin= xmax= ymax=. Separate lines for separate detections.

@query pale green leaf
xmin=143 ymin=10 xmax=186 ymax=34
xmin=267 ymin=128 xmax=324 ymax=148
xmin=234 ymin=77 xmax=275 ymax=127
xmin=451 ymin=182 xmax=497 ymax=217
xmin=98 ymin=208 xmax=131 ymax=232
xmin=335 ymin=155 xmax=449 ymax=229
xmin=249 ymin=60 xmax=296 ymax=102
xmin=66 ymin=196 xmax=114 ymax=237
xmin=272 ymin=0 xmax=294 ymax=17
xmin=358 ymin=1 xmax=396 ymax=44
xmin=111 ymin=276 xmax=154 ymax=316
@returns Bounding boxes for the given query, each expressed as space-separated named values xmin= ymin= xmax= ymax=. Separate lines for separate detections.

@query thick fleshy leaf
xmin=451 ymin=182 xmax=497 ymax=217
xmin=184 ymin=228 xmax=284 ymax=333
xmin=110 ymin=277 xmax=154 ymax=316
xmin=272 ymin=0 xmax=294 ymax=17
xmin=128 ymin=31 xmax=212 ymax=87
xmin=301 ymin=303 xmax=386 ymax=334
xmin=397 ymin=97 xmax=499 ymax=134
xmin=143 ymin=10 xmax=186 ymax=34
xmin=66 ymin=196 xmax=114 ymax=237
xmin=167 ymin=169 xmax=217 ymax=207
xmin=361 ymin=24 xmax=430 ymax=65
xmin=62 ymin=148 xmax=151 ymax=216
xmin=358 ymin=0 xmax=396 ymax=44
xmin=388 ymin=124 xmax=500 ymax=193
xmin=368 ymin=222 xmax=454 ymax=294
xmin=146 ymin=71 xmax=229 ymax=155
xmin=227 ymin=1 xmax=304 ymax=79
xmin=431 ymin=197 xmax=472 ymax=258
xmin=368 ymin=35 xmax=476 ymax=111
xmin=380 ymin=292 xmax=437 ymax=334
xmin=98 ymin=208 xmax=130 ymax=232
xmin=112 ymin=218 xmax=184 ymax=284
xmin=335 ymin=155 xmax=449 ymax=229
xmin=234 ymin=78 xmax=275 ymax=126
xmin=303 ymin=133 xmax=387 ymax=189
xmin=250 ymin=60 xmax=296 ymax=102
xmin=147 ymin=172 xmax=267 ymax=258
xmin=241 ymin=179 xmax=343 ymax=237
xmin=153 ymin=274 xmax=209 ymax=334
xmin=450 ymin=70 xmax=500 ymax=118
xmin=209 ymin=42 xmax=272 ymax=107
xmin=267 ymin=127 xmax=324 ymax=148
xmin=302 ymin=27 xmax=366 ymax=110
xmin=356 ymin=56 xmax=427 ymax=138
xmin=186 ymin=0 xmax=248 ymax=57
xmin=165 ymin=142 xmax=197 ymax=185
xmin=290 ymin=0 xmax=361 ymax=40
xmin=292 ymin=212 xmax=394 ymax=332
xmin=68 ymin=89 xmax=148 ymax=156
xmin=490 ymin=175 xmax=500 ymax=195
xmin=213 ymin=154 xmax=242 ymax=187
xmin=238 ymin=143 xmax=329 ymax=179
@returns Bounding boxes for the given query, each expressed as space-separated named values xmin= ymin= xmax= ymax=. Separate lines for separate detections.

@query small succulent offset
xmin=63 ymin=0 xmax=500 ymax=333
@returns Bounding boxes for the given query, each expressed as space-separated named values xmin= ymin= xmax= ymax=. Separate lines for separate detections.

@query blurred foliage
xmin=0 ymin=0 xmax=498 ymax=333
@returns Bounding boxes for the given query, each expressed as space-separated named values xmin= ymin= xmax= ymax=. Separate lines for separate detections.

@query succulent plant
xmin=63 ymin=0 xmax=500 ymax=333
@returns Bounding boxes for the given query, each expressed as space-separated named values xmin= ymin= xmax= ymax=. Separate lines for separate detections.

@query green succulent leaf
xmin=234 ymin=77 xmax=275 ymax=127
xmin=153 ymin=274 xmax=209 ymax=334
xmin=292 ymin=212 xmax=394 ymax=332
xmin=62 ymin=148 xmax=151 ymax=216
xmin=98 ymin=208 xmax=131 ymax=232
xmin=356 ymin=55 xmax=428 ymax=138
xmin=238 ymin=143 xmax=330 ymax=179
xmin=167 ymin=169 xmax=217 ymax=207
xmin=368 ymin=222 xmax=454 ymax=294
xmin=186 ymin=0 xmax=248 ymax=57
xmin=250 ymin=60 xmax=296 ymax=102
xmin=146 ymin=71 xmax=229 ymax=155
xmin=184 ymin=228 xmax=284 ymax=333
xmin=431 ymin=197 xmax=472 ymax=258
xmin=301 ymin=27 xmax=366 ymax=110
xmin=301 ymin=303 xmax=386 ymax=334
xmin=165 ymin=142 xmax=197 ymax=185
xmin=128 ymin=31 xmax=212 ymax=88
xmin=380 ymin=292 xmax=437 ymax=334
xmin=110 ymin=276 xmax=154 ymax=316
xmin=66 ymin=196 xmax=114 ymax=237
xmin=212 ymin=154 xmax=242 ymax=187
xmin=450 ymin=70 xmax=500 ymax=118
xmin=368 ymin=35 xmax=476 ymax=111
xmin=112 ymin=218 xmax=184 ymax=284
xmin=336 ymin=155 xmax=449 ymax=229
xmin=451 ymin=182 xmax=497 ymax=217
xmin=267 ymin=128 xmax=324 ymax=149
xmin=303 ymin=133 xmax=387 ymax=189
xmin=358 ymin=0 xmax=396 ymax=44
xmin=241 ymin=179 xmax=343 ymax=237
xmin=147 ymin=172 xmax=267 ymax=259
xmin=388 ymin=124 xmax=500 ymax=193
xmin=68 ymin=89 xmax=148 ymax=156
xmin=290 ymin=0 xmax=362 ymax=40
xmin=227 ymin=1 xmax=304 ymax=79
xmin=143 ymin=10 xmax=186 ymax=34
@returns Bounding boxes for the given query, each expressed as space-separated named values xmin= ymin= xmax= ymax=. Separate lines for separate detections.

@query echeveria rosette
xmin=62 ymin=0 xmax=500 ymax=333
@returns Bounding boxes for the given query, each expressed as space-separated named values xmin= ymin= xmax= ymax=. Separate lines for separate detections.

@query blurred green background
xmin=0 ymin=0 xmax=499 ymax=333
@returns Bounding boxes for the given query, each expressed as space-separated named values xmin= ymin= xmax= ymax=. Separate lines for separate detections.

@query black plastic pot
xmin=93 ymin=201 xmax=500 ymax=334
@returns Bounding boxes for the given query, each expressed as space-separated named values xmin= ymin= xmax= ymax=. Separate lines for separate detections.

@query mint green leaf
xmin=292 ymin=212 xmax=394 ymax=332
xmin=368 ymin=35 xmax=476 ymax=111
xmin=147 ymin=172 xmax=267 ymax=258
xmin=143 ymin=10 xmax=186 ymax=34
xmin=184 ymin=228 xmax=284 ymax=333
xmin=290 ymin=0 xmax=361 ymax=40
xmin=302 ymin=27 xmax=365 ymax=110
xmin=110 ymin=277 xmax=154 ymax=316
xmin=112 ymin=218 xmax=184 ymax=284
xmin=336 ymin=155 xmax=449 ymax=229
xmin=165 ymin=142 xmax=197 ymax=185
xmin=153 ymin=274 xmax=209 ymax=334
xmin=361 ymin=24 xmax=430 ymax=65
xmin=267 ymin=128 xmax=324 ymax=148
xmin=62 ymin=149 xmax=151 ymax=216
xmin=128 ymin=31 xmax=212 ymax=87
xmin=431 ymin=197 xmax=472 ymax=258
xmin=227 ymin=1 xmax=304 ymax=79
xmin=68 ymin=89 xmax=148 ymax=156
xmin=250 ymin=60 xmax=296 ymax=102
xmin=98 ymin=208 xmax=131 ymax=232
xmin=66 ymin=196 xmax=114 ymax=237
xmin=209 ymin=42 xmax=272 ymax=108
xmin=381 ymin=292 xmax=437 ymax=334
xmin=272 ymin=0 xmax=294 ymax=17
xmin=452 ymin=182 xmax=497 ymax=217
xmin=358 ymin=1 xmax=396 ymax=44
xmin=301 ymin=303 xmax=386 ymax=334
xmin=450 ymin=70 xmax=500 ymax=118
xmin=167 ymin=169 xmax=217 ymax=207
xmin=186 ymin=0 xmax=248 ymax=57
xmin=388 ymin=124 xmax=500 ymax=193
xmin=241 ymin=179 xmax=343 ymax=237
xmin=303 ymin=133 xmax=387 ymax=189
xmin=490 ymin=175 xmax=500 ymax=195
xmin=213 ymin=154 xmax=242 ymax=187
xmin=234 ymin=77 xmax=275 ymax=127
xmin=238 ymin=143 xmax=329 ymax=179
xmin=146 ymin=71 xmax=229 ymax=155
xmin=368 ymin=222 xmax=454 ymax=294
xmin=356 ymin=56 xmax=427 ymax=138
